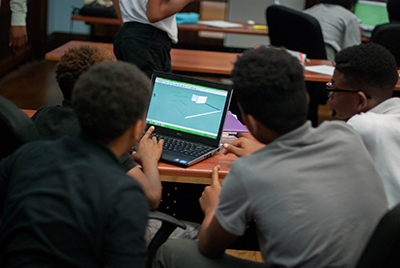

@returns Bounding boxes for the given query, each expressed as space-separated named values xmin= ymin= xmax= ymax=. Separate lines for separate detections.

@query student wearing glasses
xmin=328 ymin=42 xmax=400 ymax=208
xmin=152 ymin=46 xmax=387 ymax=268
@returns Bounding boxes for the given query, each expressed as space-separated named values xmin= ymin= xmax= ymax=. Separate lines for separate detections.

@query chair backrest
xmin=371 ymin=23 xmax=400 ymax=67
xmin=266 ymin=5 xmax=327 ymax=60
xmin=0 ymin=96 xmax=40 ymax=160
xmin=355 ymin=203 xmax=400 ymax=268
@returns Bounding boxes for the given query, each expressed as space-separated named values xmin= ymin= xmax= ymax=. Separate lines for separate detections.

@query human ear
xmin=132 ymin=118 xmax=146 ymax=145
xmin=356 ymin=91 xmax=369 ymax=112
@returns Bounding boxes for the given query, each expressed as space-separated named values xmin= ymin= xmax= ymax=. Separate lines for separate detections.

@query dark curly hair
xmin=320 ymin=0 xmax=358 ymax=10
xmin=335 ymin=43 xmax=398 ymax=101
xmin=56 ymin=46 xmax=112 ymax=101
xmin=388 ymin=0 xmax=400 ymax=22
xmin=231 ymin=46 xmax=308 ymax=135
xmin=72 ymin=61 xmax=152 ymax=142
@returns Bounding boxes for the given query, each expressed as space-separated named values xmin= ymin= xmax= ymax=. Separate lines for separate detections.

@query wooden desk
xmin=71 ymin=15 xmax=268 ymax=36
xmin=44 ymin=41 xmax=332 ymax=82
xmin=45 ymin=41 xmax=400 ymax=91
xmin=22 ymin=108 xmax=237 ymax=183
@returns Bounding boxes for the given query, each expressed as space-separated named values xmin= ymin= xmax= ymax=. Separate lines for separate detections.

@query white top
xmin=348 ymin=97 xmax=400 ymax=208
xmin=8 ymin=0 xmax=27 ymax=26
xmin=304 ymin=4 xmax=361 ymax=54
xmin=215 ymin=121 xmax=387 ymax=267
xmin=118 ymin=0 xmax=178 ymax=43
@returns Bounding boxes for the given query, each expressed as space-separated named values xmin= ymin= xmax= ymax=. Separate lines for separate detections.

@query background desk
xmin=45 ymin=41 xmax=338 ymax=84
xmin=71 ymin=15 xmax=268 ymax=36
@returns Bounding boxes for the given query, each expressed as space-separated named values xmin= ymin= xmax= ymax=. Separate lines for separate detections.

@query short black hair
xmin=72 ymin=61 xmax=151 ymax=142
xmin=320 ymin=0 xmax=358 ymax=10
xmin=387 ymin=0 xmax=400 ymax=22
xmin=335 ymin=43 xmax=398 ymax=100
xmin=231 ymin=46 xmax=308 ymax=135
xmin=56 ymin=46 xmax=112 ymax=101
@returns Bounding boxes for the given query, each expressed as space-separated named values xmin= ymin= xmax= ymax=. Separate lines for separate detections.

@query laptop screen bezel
xmin=148 ymin=71 xmax=233 ymax=148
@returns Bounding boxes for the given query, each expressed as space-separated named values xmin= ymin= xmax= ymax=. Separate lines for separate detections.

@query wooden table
xmin=22 ymin=108 xmax=238 ymax=183
xmin=45 ymin=41 xmax=334 ymax=83
xmin=71 ymin=15 xmax=268 ymax=36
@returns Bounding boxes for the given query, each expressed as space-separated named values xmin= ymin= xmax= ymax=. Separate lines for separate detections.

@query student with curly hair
xmin=153 ymin=47 xmax=387 ymax=268
xmin=328 ymin=42 xmax=400 ymax=208
xmin=32 ymin=46 xmax=112 ymax=140
xmin=31 ymin=45 xmax=164 ymax=210
xmin=304 ymin=0 xmax=361 ymax=61
xmin=0 ymin=61 xmax=155 ymax=267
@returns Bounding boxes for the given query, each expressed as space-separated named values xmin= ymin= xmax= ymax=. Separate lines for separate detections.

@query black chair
xmin=266 ymin=5 xmax=328 ymax=127
xmin=371 ymin=23 xmax=400 ymax=67
xmin=266 ymin=5 xmax=327 ymax=60
xmin=0 ymin=96 xmax=40 ymax=160
xmin=147 ymin=211 xmax=186 ymax=268
xmin=355 ymin=204 xmax=400 ymax=268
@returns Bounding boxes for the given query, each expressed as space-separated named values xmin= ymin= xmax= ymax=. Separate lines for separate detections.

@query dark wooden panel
xmin=0 ymin=0 xmax=48 ymax=78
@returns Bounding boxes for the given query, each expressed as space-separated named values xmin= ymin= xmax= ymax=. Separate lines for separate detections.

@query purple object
xmin=223 ymin=111 xmax=248 ymax=133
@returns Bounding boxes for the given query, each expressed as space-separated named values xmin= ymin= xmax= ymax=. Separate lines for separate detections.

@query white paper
xmin=197 ymin=20 xmax=243 ymax=28
xmin=305 ymin=65 xmax=335 ymax=76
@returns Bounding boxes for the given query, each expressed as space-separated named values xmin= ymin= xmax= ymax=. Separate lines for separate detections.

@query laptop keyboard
xmin=149 ymin=133 xmax=214 ymax=157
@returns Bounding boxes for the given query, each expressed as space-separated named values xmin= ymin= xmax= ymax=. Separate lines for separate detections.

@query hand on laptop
xmin=222 ymin=137 xmax=261 ymax=157
xmin=132 ymin=126 xmax=164 ymax=164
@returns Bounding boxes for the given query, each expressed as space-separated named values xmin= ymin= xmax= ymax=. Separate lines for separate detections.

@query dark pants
xmin=114 ymin=21 xmax=172 ymax=78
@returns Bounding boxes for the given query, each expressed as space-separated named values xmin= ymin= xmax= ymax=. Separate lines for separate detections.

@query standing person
xmin=152 ymin=46 xmax=388 ymax=268
xmin=327 ymin=43 xmax=400 ymax=208
xmin=6 ymin=0 xmax=28 ymax=52
xmin=304 ymin=0 xmax=361 ymax=61
xmin=113 ymin=0 xmax=199 ymax=78
xmin=0 ymin=61 xmax=151 ymax=267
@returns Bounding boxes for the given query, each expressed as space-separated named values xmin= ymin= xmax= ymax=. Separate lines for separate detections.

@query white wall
xmin=47 ymin=0 xmax=90 ymax=35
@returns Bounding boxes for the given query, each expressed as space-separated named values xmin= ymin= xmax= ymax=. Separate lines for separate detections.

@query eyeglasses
xmin=325 ymin=82 xmax=371 ymax=99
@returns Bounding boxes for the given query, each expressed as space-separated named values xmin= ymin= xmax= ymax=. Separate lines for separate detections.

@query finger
xmin=142 ymin=126 xmax=155 ymax=139
xmin=158 ymin=139 xmax=164 ymax=147
xmin=211 ymin=165 xmax=220 ymax=185
xmin=223 ymin=143 xmax=242 ymax=156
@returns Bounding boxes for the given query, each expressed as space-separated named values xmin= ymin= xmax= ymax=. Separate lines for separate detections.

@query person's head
xmin=387 ymin=0 xmax=400 ymax=22
xmin=231 ymin=46 xmax=308 ymax=141
xmin=319 ymin=0 xmax=358 ymax=11
xmin=72 ymin=61 xmax=152 ymax=144
xmin=329 ymin=43 xmax=398 ymax=120
xmin=56 ymin=46 xmax=112 ymax=101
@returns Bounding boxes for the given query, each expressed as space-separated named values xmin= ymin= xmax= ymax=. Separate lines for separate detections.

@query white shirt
xmin=348 ymin=98 xmax=400 ymax=208
xmin=118 ymin=0 xmax=178 ymax=43
xmin=10 ymin=0 xmax=27 ymax=26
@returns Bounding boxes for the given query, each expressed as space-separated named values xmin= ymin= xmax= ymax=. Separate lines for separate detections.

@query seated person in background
xmin=32 ymin=46 xmax=112 ymax=140
xmin=328 ymin=43 xmax=400 ymax=208
xmin=153 ymin=46 xmax=388 ymax=268
xmin=372 ymin=0 xmax=400 ymax=35
xmin=32 ymin=45 xmax=163 ymax=210
xmin=304 ymin=0 xmax=361 ymax=61
xmin=0 ymin=61 xmax=151 ymax=267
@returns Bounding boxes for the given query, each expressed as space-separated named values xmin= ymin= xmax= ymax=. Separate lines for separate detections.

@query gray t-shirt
xmin=215 ymin=121 xmax=387 ymax=268
xmin=304 ymin=4 xmax=361 ymax=61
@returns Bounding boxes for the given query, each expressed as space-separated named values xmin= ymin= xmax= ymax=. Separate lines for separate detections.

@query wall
xmin=47 ymin=0 xmax=90 ymax=35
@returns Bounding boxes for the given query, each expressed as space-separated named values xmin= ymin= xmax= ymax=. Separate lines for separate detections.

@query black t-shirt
xmin=0 ymin=136 xmax=148 ymax=268
xmin=31 ymin=101 xmax=136 ymax=172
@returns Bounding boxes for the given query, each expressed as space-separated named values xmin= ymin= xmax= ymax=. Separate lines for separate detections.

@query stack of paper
xmin=198 ymin=20 xmax=243 ymax=28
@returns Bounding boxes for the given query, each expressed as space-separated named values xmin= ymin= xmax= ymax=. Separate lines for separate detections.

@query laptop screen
xmin=147 ymin=76 xmax=229 ymax=140
xmin=354 ymin=1 xmax=389 ymax=30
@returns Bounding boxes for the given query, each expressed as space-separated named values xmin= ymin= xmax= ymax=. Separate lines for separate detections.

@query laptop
xmin=144 ymin=71 xmax=233 ymax=167
xmin=354 ymin=1 xmax=389 ymax=37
